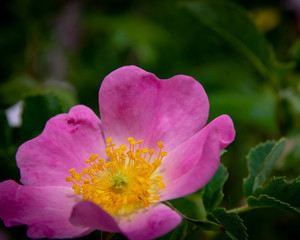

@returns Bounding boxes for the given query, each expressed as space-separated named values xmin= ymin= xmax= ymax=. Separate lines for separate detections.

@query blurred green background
xmin=1 ymin=0 xmax=300 ymax=239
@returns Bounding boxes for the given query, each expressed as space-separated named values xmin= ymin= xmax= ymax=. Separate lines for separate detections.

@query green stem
xmin=228 ymin=205 xmax=252 ymax=214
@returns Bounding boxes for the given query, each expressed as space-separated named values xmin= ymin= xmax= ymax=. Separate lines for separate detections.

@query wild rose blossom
xmin=0 ymin=66 xmax=235 ymax=239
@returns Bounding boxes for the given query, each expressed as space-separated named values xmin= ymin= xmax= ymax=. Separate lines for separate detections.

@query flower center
xmin=66 ymin=137 xmax=166 ymax=216
xmin=110 ymin=170 xmax=128 ymax=189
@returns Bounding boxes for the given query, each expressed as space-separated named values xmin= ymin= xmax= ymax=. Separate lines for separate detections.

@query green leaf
xmin=247 ymin=177 xmax=300 ymax=214
xmin=243 ymin=138 xmax=286 ymax=196
xmin=0 ymin=111 xmax=12 ymax=148
xmin=187 ymin=219 xmax=220 ymax=232
xmin=164 ymin=201 xmax=221 ymax=232
xmin=167 ymin=195 xmax=204 ymax=220
xmin=203 ymin=163 xmax=229 ymax=212
xmin=184 ymin=0 xmax=270 ymax=76
xmin=207 ymin=208 xmax=248 ymax=240
xmin=20 ymin=94 xmax=63 ymax=141
xmin=0 ymin=111 xmax=17 ymax=182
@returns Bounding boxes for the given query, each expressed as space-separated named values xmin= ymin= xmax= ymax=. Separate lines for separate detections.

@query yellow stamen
xmin=157 ymin=141 xmax=164 ymax=148
xmin=66 ymin=137 xmax=166 ymax=216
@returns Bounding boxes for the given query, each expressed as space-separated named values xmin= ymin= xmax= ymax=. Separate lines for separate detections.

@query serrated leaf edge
xmin=203 ymin=163 xmax=229 ymax=212
xmin=252 ymin=138 xmax=286 ymax=191
xmin=209 ymin=208 xmax=248 ymax=240
xmin=243 ymin=139 xmax=286 ymax=196
xmin=247 ymin=194 xmax=300 ymax=214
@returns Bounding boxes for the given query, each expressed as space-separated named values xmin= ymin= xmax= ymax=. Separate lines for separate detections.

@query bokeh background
xmin=1 ymin=0 xmax=300 ymax=239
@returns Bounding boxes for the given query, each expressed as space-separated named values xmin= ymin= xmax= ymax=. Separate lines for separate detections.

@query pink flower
xmin=0 ymin=66 xmax=235 ymax=239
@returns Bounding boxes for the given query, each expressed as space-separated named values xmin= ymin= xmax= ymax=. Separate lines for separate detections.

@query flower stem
xmin=228 ymin=205 xmax=252 ymax=214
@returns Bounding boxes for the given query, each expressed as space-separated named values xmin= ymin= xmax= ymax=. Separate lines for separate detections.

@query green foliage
xmin=0 ymin=111 xmax=11 ymax=148
xmin=247 ymin=177 xmax=300 ymax=214
xmin=244 ymin=138 xmax=286 ymax=196
xmin=203 ymin=163 xmax=229 ymax=213
xmin=184 ymin=0 xmax=270 ymax=76
xmin=207 ymin=208 xmax=248 ymax=240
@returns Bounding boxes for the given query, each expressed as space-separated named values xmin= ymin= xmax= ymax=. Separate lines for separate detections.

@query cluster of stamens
xmin=66 ymin=137 xmax=167 ymax=216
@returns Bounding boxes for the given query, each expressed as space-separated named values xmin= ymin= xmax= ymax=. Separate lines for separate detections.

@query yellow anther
xmin=84 ymin=159 xmax=90 ymax=163
xmin=142 ymin=148 xmax=149 ymax=153
xmin=104 ymin=162 xmax=111 ymax=168
xmin=127 ymin=137 xmax=134 ymax=142
xmin=127 ymin=151 xmax=133 ymax=157
xmin=157 ymin=141 xmax=164 ymax=148
xmin=153 ymin=158 xmax=162 ymax=166
xmin=160 ymin=151 xmax=167 ymax=157
xmin=155 ymin=176 xmax=163 ymax=182
xmin=130 ymin=140 xmax=136 ymax=145
xmin=73 ymin=173 xmax=81 ymax=182
xmin=120 ymin=144 xmax=127 ymax=151
xmin=158 ymin=182 xmax=165 ymax=189
xmin=89 ymin=154 xmax=99 ymax=161
xmin=65 ymin=176 xmax=73 ymax=182
xmin=68 ymin=168 xmax=75 ymax=173
xmin=115 ymin=148 xmax=124 ymax=154
xmin=106 ymin=137 xmax=112 ymax=143
xmin=136 ymin=139 xmax=143 ymax=144
xmin=153 ymin=195 xmax=160 ymax=200
xmin=71 ymin=172 xmax=77 ymax=178
xmin=149 ymin=149 xmax=155 ymax=155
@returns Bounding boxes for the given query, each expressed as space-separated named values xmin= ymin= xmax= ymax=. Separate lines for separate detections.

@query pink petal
xmin=0 ymin=180 xmax=91 ymax=239
xmin=70 ymin=201 xmax=181 ymax=240
xmin=99 ymin=65 xmax=209 ymax=151
xmin=70 ymin=201 xmax=121 ymax=233
xmin=161 ymin=115 xmax=235 ymax=200
xmin=119 ymin=204 xmax=182 ymax=240
xmin=17 ymin=105 xmax=106 ymax=187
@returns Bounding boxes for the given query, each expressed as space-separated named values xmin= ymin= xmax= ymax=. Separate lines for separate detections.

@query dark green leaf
xmin=247 ymin=177 xmax=300 ymax=214
xmin=167 ymin=195 xmax=204 ymax=220
xmin=203 ymin=163 xmax=229 ymax=212
xmin=164 ymin=201 xmax=221 ymax=232
xmin=187 ymin=219 xmax=220 ymax=232
xmin=243 ymin=139 xmax=286 ymax=196
xmin=220 ymin=149 xmax=227 ymax=156
xmin=0 ymin=111 xmax=12 ymax=148
xmin=20 ymin=94 xmax=63 ymax=141
xmin=207 ymin=208 xmax=248 ymax=240
xmin=184 ymin=0 xmax=270 ymax=76
xmin=0 ymin=111 xmax=17 ymax=182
